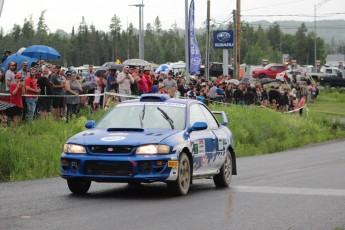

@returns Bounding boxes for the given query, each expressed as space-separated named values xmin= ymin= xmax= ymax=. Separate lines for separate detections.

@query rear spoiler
xmin=211 ymin=111 xmax=228 ymax=126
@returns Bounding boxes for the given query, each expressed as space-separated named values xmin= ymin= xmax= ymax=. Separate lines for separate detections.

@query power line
xmin=241 ymin=0 xmax=304 ymax=12
xmin=207 ymin=12 xmax=345 ymax=26
xmin=248 ymin=23 xmax=345 ymax=30
xmin=242 ymin=12 xmax=345 ymax=18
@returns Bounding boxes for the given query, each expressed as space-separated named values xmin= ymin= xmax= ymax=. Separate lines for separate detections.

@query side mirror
xmin=188 ymin=122 xmax=208 ymax=132
xmin=85 ymin=120 xmax=96 ymax=129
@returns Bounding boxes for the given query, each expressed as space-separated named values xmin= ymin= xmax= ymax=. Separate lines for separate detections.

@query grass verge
xmin=1 ymin=90 xmax=344 ymax=182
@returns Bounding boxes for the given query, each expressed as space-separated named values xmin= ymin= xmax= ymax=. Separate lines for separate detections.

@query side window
xmin=200 ymin=105 xmax=219 ymax=129
xmin=271 ymin=66 xmax=277 ymax=71
xmin=189 ymin=104 xmax=207 ymax=126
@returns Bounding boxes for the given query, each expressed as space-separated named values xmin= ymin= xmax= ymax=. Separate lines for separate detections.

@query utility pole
xmin=185 ymin=0 xmax=190 ymax=84
xmin=127 ymin=17 xmax=129 ymax=59
xmin=205 ymin=0 xmax=211 ymax=81
xmin=129 ymin=2 xmax=145 ymax=60
xmin=314 ymin=0 xmax=330 ymax=72
xmin=0 ymin=0 xmax=4 ymax=18
xmin=141 ymin=0 xmax=144 ymax=59
xmin=233 ymin=10 xmax=237 ymax=79
xmin=235 ymin=0 xmax=241 ymax=79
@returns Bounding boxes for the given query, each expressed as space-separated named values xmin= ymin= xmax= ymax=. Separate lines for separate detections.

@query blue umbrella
xmin=21 ymin=45 xmax=61 ymax=60
xmin=1 ymin=53 xmax=37 ymax=72
xmin=154 ymin=64 xmax=172 ymax=73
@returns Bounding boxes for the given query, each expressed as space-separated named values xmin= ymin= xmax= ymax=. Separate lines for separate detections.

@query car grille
xmin=87 ymin=145 xmax=134 ymax=154
xmin=84 ymin=161 xmax=133 ymax=176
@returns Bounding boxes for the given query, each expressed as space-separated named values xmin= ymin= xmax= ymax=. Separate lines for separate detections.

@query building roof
xmin=326 ymin=54 xmax=345 ymax=62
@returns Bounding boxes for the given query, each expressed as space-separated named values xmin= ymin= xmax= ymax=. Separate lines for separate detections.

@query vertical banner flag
xmin=189 ymin=0 xmax=202 ymax=73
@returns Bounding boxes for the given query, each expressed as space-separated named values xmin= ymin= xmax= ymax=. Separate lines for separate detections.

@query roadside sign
xmin=213 ymin=30 xmax=234 ymax=49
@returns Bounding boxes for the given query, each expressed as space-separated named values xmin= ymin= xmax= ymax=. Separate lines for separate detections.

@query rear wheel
xmin=67 ymin=179 xmax=91 ymax=194
xmin=167 ymin=152 xmax=191 ymax=196
xmin=213 ymin=149 xmax=232 ymax=187
xmin=259 ymin=74 xmax=266 ymax=79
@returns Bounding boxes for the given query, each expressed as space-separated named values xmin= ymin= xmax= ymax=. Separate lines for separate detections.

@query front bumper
xmin=60 ymin=153 xmax=179 ymax=183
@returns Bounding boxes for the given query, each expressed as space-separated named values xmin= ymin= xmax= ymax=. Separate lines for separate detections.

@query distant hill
xmin=191 ymin=20 xmax=345 ymax=43
xmin=240 ymin=20 xmax=345 ymax=43
xmin=53 ymin=20 xmax=344 ymax=44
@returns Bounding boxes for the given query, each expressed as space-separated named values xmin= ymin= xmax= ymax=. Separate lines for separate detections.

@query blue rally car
xmin=61 ymin=94 xmax=237 ymax=195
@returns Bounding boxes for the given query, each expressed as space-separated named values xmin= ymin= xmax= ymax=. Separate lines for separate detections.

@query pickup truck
xmin=252 ymin=63 xmax=287 ymax=79
xmin=306 ymin=67 xmax=342 ymax=83
xmin=319 ymin=71 xmax=345 ymax=88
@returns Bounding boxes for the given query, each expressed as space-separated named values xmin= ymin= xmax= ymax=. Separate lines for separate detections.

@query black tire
xmin=167 ymin=152 xmax=191 ymax=196
xmin=258 ymin=74 xmax=266 ymax=79
xmin=323 ymin=82 xmax=331 ymax=88
xmin=213 ymin=149 xmax=232 ymax=187
xmin=67 ymin=179 xmax=91 ymax=194
xmin=128 ymin=182 xmax=141 ymax=186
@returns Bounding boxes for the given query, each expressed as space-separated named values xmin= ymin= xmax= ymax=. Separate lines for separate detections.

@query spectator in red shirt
xmin=137 ymin=69 xmax=148 ymax=95
xmin=143 ymin=67 xmax=153 ymax=93
xmin=216 ymin=75 xmax=224 ymax=85
xmin=5 ymin=74 xmax=24 ymax=127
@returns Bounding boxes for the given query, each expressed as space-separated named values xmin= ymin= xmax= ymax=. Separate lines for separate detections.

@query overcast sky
xmin=0 ymin=0 xmax=344 ymax=34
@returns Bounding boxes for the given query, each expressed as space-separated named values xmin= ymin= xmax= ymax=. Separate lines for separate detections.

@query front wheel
xmin=167 ymin=152 xmax=191 ymax=196
xmin=213 ymin=149 xmax=232 ymax=187
xmin=323 ymin=82 xmax=331 ymax=88
xmin=67 ymin=179 xmax=91 ymax=194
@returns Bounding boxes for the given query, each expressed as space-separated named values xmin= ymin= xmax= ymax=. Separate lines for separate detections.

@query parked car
xmin=61 ymin=94 xmax=237 ymax=196
xmin=276 ymin=69 xmax=309 ymax=83
xmin=199 ymin=62 xmax=233 ymax=77
xmin=252 ymin=63 xmax=287 ymax=79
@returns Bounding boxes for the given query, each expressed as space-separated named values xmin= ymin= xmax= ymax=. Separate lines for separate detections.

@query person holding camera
xmin=25 ymin=68 xmax=40 ymax=123
xmin=117 ymin=66 xmax=134 ymax=101
xmin=65 ymin=70 xmax=83 ymax=122
xmin=37 ymin=67 xmax=53 ymax=119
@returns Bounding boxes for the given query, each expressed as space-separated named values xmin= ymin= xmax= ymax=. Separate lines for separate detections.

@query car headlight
xmin=136 ymin=145 xmax=170 ymax=154
xmin=64 ymin=144 xmax=86 ymax=154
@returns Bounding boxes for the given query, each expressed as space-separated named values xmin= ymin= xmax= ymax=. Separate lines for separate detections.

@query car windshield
xmin=263 ymin=64 xmax=274 ymax=70
xmin=96 ymin=103 xmax=186 ymax=130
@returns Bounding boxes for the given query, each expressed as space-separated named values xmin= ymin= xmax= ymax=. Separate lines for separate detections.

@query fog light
xmin=71 ymin=160 xmax=79 ymax=170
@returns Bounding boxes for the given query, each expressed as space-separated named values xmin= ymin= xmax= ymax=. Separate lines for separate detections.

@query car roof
xmin=120 ymin=94 xmax=201 ymax=106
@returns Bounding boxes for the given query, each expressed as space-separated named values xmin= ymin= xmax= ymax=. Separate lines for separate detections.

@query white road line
xmin=232 ymin=186 xmax=345 ymax=196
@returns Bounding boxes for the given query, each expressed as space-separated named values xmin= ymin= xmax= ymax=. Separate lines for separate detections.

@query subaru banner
xmin=213 ymin=30 xmax=234 ymax=49
xmin=189 ymin=0 xmax=202 ymax=73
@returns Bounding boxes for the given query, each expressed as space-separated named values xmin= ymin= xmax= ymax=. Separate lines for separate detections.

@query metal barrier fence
xmin=0 ymin=91 xmax=309 ymax=117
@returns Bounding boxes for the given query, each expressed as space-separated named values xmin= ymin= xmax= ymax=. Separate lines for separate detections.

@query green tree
xmin=294 ymin=23 xmax=308 ymax=64
xmin=36 ymin=10 xmax=49 ymax=44
xmin=266 ymin=22 xmax=282 ymax=51
xmin=109 ymin=14 xmax=122 ymax=61
xmin=154 ymin=16 xmax=162 ymax=36
xmin=22 ymin=15 xmax=35 ymax=45
xmin=256 ymin=25 xmax=269 ymax=52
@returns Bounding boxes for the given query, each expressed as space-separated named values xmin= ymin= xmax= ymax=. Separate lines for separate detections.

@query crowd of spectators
xmin=1 ymin=60 xmax=318 ymax=128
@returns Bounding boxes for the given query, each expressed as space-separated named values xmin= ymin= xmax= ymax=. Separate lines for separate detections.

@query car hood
xmin=67 ymin=128 xmax=182 ymax=146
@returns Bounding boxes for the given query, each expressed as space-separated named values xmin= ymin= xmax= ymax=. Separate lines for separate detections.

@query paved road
xmin=1 ymin=140 xmax=344 ymax=230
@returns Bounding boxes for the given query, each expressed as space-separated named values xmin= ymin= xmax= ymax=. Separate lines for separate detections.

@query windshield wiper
xmin=139 ymin=104 xmax=146 ymax=128
xmin=157 ymin=107 xmax=174 ymax=129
